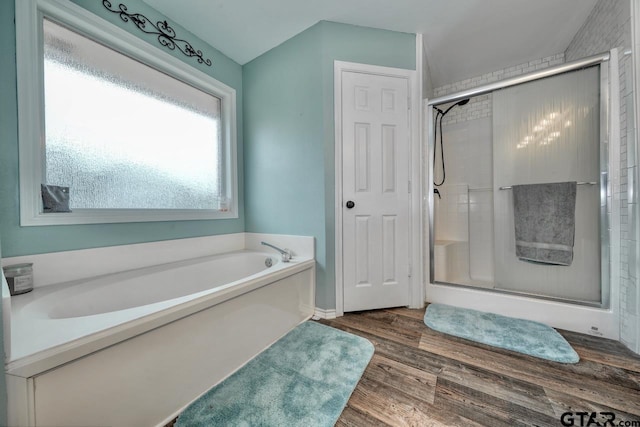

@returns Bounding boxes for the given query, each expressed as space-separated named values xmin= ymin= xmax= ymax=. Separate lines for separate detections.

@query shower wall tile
xmin=629 ymin=278 xmax=638 ymax=315
xmin=432 ymin=116 xmax=493 ymax=282
xmin=630 ymin=166 xmax=637 ymax=204
xmin=433 ymin=54 xmax=565 ymax=127
xmin=565 ymin=0 xmax=637 ymax=353
xmin=629 ymin=235 xmax=637 ymax=280
xmin=630 ymin=201 xmax=637 ymax=236
xmin=565 ymin=0 xmax=630 ymax=63
xmin=626 ymin=57 xmax=637 ymax=340
xmin=622 ymin=313 xmax=637 ymax=348
xmin=627 ymin=83 xmax=636 ymax=168
xmin=469 ymin=189 xmax=494 ymax=282
xmin=434 ymin=184 xmax=469 ymax=242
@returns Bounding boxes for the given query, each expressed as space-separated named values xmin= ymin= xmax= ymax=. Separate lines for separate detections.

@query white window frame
xmin=15 ymin=0 xmax=238 ymax=226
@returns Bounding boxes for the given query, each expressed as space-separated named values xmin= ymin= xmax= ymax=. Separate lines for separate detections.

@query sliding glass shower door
xmin=492 ymin=66 xmax=601 ymax=302
xmin=431 ymin=64 xmax=606 ymax=305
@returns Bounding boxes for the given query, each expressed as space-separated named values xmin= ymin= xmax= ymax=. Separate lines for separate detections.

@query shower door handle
xmin=346 ymin=201 xmax=355 ymax=209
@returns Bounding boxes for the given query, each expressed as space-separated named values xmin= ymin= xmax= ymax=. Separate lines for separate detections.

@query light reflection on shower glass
xmin=517 ymin=111 xmax=572 ymax=149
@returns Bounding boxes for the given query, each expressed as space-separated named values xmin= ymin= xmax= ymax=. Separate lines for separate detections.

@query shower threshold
xmin=434 ymin=280 xmax=604 ymax=309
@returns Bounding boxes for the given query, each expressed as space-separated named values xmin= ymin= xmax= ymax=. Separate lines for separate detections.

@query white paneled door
xmin=341 ymin=70 xmax=411 ymax=312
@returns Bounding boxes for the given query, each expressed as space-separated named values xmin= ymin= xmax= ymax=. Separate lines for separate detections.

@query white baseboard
xmin=313 ymin=308 xmax=337 ymax=319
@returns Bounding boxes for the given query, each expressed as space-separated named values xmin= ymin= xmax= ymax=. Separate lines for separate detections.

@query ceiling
xmin=143 ymin=0 xmax=598 ymax=87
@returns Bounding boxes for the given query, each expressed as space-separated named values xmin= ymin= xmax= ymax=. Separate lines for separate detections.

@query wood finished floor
xmin=319 ymin=307 xmax=640 ymax=427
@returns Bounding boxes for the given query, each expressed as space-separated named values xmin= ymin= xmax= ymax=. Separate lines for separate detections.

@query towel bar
xmin=498 ymin=182 xmax=597 ymax=190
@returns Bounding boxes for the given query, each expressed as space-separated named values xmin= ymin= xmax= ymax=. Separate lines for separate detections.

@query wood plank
xmin=336 ymin=405 xmax=392 ymax=427
xmin=360 ymin=309 xmax=429 ymax=335
xmin=434 ymin=356 xmax=556 ymax=417
xmin=363 ymin=354 xmax=437 ymax=404
xmin=348 ymin=377 xmax=438 ymax=426
xmin=419 ymin=331 xmax=640 ymax=415
xmin=559 ymin=329 xmax=637 ymax=357
xmin=434 ymin=377 xmax=559 ymax=427
xmin=384 ymin=307 xmax=427 ymax=320
xmin=323 ymin=318 xmax=557 ymax=418
xmin=571 ymin=344 xmax=640 ymax=374
xmin=349 ymin=376 xmax=484 ymax=427
xmin=544 ymin=388 xmax=640 ymax=424
xmin=329 ymin=313 xmax=420 ymax=347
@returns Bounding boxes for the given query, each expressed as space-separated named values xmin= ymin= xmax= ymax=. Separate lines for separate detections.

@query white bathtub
xmin=4 ymin=233 xmax=315 ymax=427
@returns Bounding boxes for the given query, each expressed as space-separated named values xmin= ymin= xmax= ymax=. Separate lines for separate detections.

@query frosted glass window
xmin=43 ymin=19 xmax=224 ymax=210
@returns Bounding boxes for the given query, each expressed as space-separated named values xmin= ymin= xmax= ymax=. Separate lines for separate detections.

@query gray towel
xmin=512 ymin=181 xmax=577 ymax=266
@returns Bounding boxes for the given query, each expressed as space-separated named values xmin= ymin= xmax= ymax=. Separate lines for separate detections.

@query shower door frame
xmin=425 ymin=50 xmax=620 ymax=334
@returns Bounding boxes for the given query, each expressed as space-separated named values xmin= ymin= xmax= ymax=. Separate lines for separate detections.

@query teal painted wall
xmin=244 ymin=21 xmax=415 ymax=309
xmin=243 ymin=24 xmax=327 ymax=302
xmin=0 ymin=0 xmax=14 ymax=423
xmin=0 ymin=0 xmax=245 ymax=257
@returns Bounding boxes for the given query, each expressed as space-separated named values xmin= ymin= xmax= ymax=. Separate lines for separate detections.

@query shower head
xmin=433 ymin=97 xmax=470 ymax=188
xmin=439 ymin=98 xmax=470 ymax=117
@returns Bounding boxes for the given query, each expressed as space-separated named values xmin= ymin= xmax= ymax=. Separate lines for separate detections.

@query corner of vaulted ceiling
xmin=243 ymin=20 xmax=324 ymax=67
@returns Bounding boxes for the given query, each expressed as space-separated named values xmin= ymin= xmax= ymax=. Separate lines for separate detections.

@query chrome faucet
xmin=261 ymin=241 xmax=292 ymax=262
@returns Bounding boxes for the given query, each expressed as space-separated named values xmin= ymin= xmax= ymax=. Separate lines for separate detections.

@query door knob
xmin=346 ymin=201 xmax=355 ymax=209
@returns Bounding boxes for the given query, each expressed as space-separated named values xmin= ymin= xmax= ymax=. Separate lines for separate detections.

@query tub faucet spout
xmin=261 ymin=242 xmax=292 ymax=262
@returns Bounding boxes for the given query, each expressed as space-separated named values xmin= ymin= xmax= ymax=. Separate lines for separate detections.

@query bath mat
xmin=175 ymin=321 xmax=374 ymax=427
xmin=424 ymin=303 xmax=579 ymax=364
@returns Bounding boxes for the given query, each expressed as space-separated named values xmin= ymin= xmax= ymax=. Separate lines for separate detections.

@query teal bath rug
xmin=424 ymin=304 xmax=579 ymax=364
xmin=175 ymin=321 xmax=374 ymax=426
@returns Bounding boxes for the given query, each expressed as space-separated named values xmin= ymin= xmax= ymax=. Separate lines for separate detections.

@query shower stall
xmin=426 ymin=50 xmax=622 ymax=338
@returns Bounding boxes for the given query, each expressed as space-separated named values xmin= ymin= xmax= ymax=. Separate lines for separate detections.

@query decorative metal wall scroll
xmin=102 ymin=1 xmax=212 ymax=67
